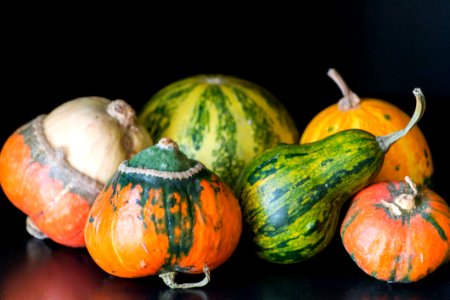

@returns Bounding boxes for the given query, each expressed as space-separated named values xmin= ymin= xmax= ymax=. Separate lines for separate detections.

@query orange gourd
xmin=340 ymin=176 xmax=450 ymax=283
xmin=300 ymin=69 xmax=433 ymax=186
xmin=0 ymin=97 xmax=152 ymax=247
xmin=84 ymin=138 xmax=242 ymax=289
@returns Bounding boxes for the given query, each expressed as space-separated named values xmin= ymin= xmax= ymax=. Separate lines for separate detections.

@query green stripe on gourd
xmin=238 ymin=131 xmax=384 ymax=263
xmin=103 ymin=138 xmax=211 ymax=269
xmin=235 ymin=88 xmax=426 ymax=263
xmin=138 ymin=75 xmax=299 ymax=186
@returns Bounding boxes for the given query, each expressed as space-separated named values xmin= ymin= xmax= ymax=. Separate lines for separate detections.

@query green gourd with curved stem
xmin=235 ymin=88 xmax=426 ymax=264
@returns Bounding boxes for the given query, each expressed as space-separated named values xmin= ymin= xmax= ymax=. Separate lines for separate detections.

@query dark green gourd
xmin=235 ymin=88 xmax=426 ymax=264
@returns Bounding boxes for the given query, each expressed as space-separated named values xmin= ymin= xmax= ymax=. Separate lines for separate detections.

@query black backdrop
xmin=3 ymin=1 xmax=448 ymax=198
xmin=1 ymin=1 xmax=450 ymax=298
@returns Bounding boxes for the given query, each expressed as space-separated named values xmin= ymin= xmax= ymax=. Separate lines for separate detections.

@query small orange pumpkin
xmin=84 ymin=137 xmax=242 ymax=289
xmin=300 ymin=69 xmax=433 ymax=186
xmin=340 ymin=176 xmax=450 ymax=283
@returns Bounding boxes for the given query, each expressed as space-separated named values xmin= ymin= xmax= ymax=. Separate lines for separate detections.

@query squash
xmin=138 ymin=74 xmax=299 ymax=186
xmin=234 ymin=89 xmax=426 ymax=264
xmin=300 ymin=69 xmax=433 ymax=186
xmin=0 ymin=97 xmax=152 ymax=247
xmin=340 ymin=176 xmax=450 ymax=283
xmin=84 ymin=137 xmax=242 ymax=289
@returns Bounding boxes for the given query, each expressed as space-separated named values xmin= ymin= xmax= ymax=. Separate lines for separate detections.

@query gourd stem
xmin=159 ymin=265 xmax=211 ymax=289
xmin=327 ymin=68 xmax=361 ymax=111
xmin=107 ymin=99 xmax=137 ymax=129
xmin=381 ymin=176 xmax=418 ymax=215
xmin=26 ymin=217 xmax=47 ymax=240
xmin=376 ymin=88 xmax=426 ymax=152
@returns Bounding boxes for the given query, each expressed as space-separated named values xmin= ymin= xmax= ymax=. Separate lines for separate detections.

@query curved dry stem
xmin=376 ymin=88 xmax=426 ymax=152
xmin=159 ymin=265 xmax=211 ymax=289
xmin=327 ymin=68 xmax=361 ymax=110
xmin=381 ymin=176 xmax=418 ymax=216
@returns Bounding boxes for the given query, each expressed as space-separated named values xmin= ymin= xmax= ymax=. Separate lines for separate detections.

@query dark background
xmin=1 ymin=1 xmax=449 ymax=299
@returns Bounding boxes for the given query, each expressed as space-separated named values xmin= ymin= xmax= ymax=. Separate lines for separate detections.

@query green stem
xmin=376 ymin=88 xmax=426 ymax=152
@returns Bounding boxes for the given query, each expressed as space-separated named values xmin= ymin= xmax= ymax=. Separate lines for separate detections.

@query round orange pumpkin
xmin=340 ymin=176 xmax=450 ymax=283
xmin=300 ymin=69 xmax=433 ymax=186
xmin=84 ymin=137 xmax=242 ymax=289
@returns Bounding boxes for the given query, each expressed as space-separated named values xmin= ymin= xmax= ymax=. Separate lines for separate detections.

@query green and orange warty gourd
xmin=300 ymin=69 xmax=433 ymax=186
xmin=84 ymin=138 xmax=242 ymax=289
xmin=340 ymin=176 xmax=450 ymax=283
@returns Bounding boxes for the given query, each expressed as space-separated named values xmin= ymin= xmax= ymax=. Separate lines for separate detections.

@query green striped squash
xmin=235 ymin=130 xmax=384 ymax=263
xmin=138 ymin=75 xmax=299 ymax=186
xmin=234 ymin=89 xmax=426 ymax=264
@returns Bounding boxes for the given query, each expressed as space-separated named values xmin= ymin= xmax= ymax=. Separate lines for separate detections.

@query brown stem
xmin=107 ymin=99 xmax=137 ymax=129
xmin=157 ymin=137 xmax=180 ymax=150
xmin=107 ymin=99 xmax=140 ymax=157
xmin=381 ymin=176 xmax=417 ymax=216
xmin=327 ymin=68 xmax=361 ymax=111
xmin=159 ymin=265 xmax=211 ymax=289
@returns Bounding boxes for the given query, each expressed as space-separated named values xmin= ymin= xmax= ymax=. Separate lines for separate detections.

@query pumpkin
xmin=0 ymin=97 xmax=152 ymax=247
xmin=138 ymin=74 xmax=299 ymax=186
xmin=84 ymin=137 xmax=242 ymax=289
xmin=340 ymin=176 xmax=450 ymax=283
xmin=235 ymin=89 xmax=426 ymax=264
xmin=300 ymin=69 xmax=433 ymax=186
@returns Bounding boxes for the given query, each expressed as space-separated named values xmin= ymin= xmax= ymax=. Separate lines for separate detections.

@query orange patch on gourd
xmin=0 ymin=132 xmax=90 ymax=247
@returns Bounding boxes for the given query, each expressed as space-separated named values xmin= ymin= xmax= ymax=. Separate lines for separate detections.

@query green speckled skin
xmin=235 ymin=129 xmax=385 ymax=264
xmin=138 ymin=75 xmax=299 ymax=186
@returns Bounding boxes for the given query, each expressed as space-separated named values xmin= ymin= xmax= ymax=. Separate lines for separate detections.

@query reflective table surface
xmin=1 ymin=202 xmax=449 ymax=300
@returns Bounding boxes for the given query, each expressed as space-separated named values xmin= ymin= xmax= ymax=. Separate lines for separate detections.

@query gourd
xmin=300 ymin=69 xmax=433 ymax=186
xmin=84 ymin=137 xmax=242 ymax=289
xmin=0 ymin=97 xmax=152 ymax=247
xmin=340 ymin=176 xmax=450 ymax=283
xmin=235 ymin=88 xmax=426 ymax=264
xmin=138 ymin=74 xmax=299 ymax=186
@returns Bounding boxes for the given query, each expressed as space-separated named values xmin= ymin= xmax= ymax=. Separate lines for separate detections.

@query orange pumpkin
xmin=84 ymin=137 xmax=242 ymax=289
xmin=300 ymin=69 xmax=433 ymax=186
xmin=340 ymin=176 xmax=450 ymax=283
xmin=0 ymin=97 xmax=152 ymax=247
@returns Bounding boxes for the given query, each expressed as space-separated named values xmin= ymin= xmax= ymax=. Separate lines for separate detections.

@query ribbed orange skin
xmin=340 ymin=181 xmax=450 ymax=283
xmin=300 ymin=99 xmax=433 ymax=185
xmin=84 ymin=176 xmax=242 ymax=278
xmin=0 ymin=132 xmax=90 ymax=247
